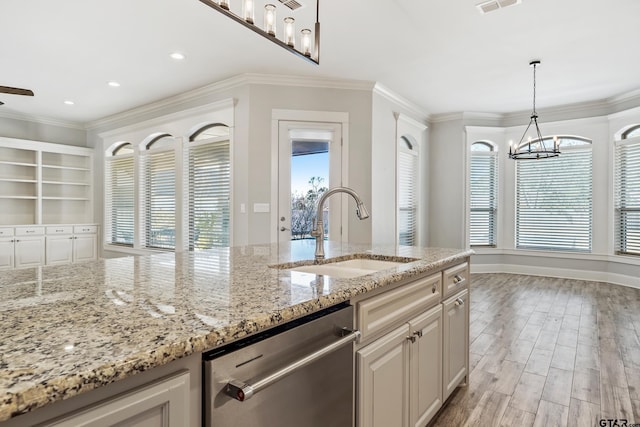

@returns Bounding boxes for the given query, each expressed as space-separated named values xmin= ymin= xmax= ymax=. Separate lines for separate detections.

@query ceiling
xmin=2 ymin=0 xmax=639 ymax=125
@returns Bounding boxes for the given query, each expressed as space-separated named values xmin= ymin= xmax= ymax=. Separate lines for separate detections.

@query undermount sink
xmin=276 ymin=256 xmax=417 ymax=279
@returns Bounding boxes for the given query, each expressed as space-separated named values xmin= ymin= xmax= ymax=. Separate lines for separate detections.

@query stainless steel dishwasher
xmin=203 ymin=302 xmax=359 ymax=427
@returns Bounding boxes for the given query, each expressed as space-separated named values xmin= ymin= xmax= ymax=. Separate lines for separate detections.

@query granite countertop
xmin=0 ymin=241 xmax=472 ymax=422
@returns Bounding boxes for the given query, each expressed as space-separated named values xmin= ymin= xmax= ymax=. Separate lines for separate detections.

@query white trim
xmin=373 ymin=83 xmax=430 ymax=122
xmin=470 ymin=263 xmax=640 ymax=290
xmin=0 ymin=136 xmax=93 ymax=155
xmin=97 ymin=99 xmax=235 ymax=139
xmin=0 ymin=110 xmax=85 ymax=130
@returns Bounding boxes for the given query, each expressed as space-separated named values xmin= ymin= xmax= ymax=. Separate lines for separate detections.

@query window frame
xmin=615 ymin=129 xmax=640 ymax=256
xmin=397 ymin=134 xmax=419 ymax=246
xmin=515 ymin=135 xmax=593 ymax=252
xmin=469 ymin=140 xmax=498 ymax=248
xmin=105 ymin=142 xmax=135 ymax=247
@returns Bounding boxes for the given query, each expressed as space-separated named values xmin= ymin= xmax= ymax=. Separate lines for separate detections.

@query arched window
xmin=141 ymin=133 xmax=176 ymax=250
xmin=189 ymin=123 xmax=230 ymax=141
xmin=470 ymin=141 xmax=498 ymax=247
xmin=516 ymin=136 xmax=592 ymax=251
xmin=622 ymin=125 xmax=640 ymax=140
xmin=105 ymin=142 xmax=134 ymax=246
xmin=187 ymin=124 xmax=231 ymax=249
xmin=615 ymin=125 xmax=640 ymax=255
xmin=398 ymin=135 xmax=419 ymax=246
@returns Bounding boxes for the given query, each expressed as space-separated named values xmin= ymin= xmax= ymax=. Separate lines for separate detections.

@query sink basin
xmin=282 ymin=257 xmax=415 ymax=279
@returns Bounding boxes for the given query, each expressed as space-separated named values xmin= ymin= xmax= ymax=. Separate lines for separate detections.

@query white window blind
xmin=398 ymin=136 xmax=418 ymax=246
xmin=188 ymin=139 xmax=231 ymax=250
xmin=470 ymin=144 xmax=498 ymax=246
xmin=105 ymin=154 xmax=134 ymax=246
xmin=142 ymin=146 xmax=176 ymax=250
xmin=615 ymin=137 xmax=640 ymax=255
xmin=516 ymin=139 xmax=592 ymax=252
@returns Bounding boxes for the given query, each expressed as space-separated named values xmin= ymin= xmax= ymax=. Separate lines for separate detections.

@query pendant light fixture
xmin=198 ymin=0 xmax=320 ymax=65
xmin=509 ymin=60 xmax=560 ymax=160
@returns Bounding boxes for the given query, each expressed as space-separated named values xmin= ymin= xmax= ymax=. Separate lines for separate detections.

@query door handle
xmin=280 ymin=226 xmax=290 ymax=231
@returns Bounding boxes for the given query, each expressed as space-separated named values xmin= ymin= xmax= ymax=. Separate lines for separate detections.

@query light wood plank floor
xmin=430 ymin=273 xmax=640 ymax=427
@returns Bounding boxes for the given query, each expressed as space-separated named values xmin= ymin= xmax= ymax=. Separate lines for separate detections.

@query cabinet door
xmin=0 ymin=238 xmax=14 ymax=270
xmin=46 ymin=371 xmax=190 ymax=427
xmin=14 ymin=236 xmax=44 ymax=268
xmin=46 ymin=235 xmax=74 ymax=265
xmin=73 ymin=234 xmax=97 ymax=262
xmin=409 ymin=305 xmax=443 ymax=427
xmin=442 ymin=289 xmax=469 ymax=400
xmin=357 ymin=324 xmax=410 ymax=427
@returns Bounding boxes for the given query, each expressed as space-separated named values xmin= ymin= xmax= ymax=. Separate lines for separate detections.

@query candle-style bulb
xmin=301 ymin=29 xmax=312 ymax=57
xmin=219 ymin=0 xmax=229 ymax=10
xmin=243 ymin=0 xmax=255 ymax=24
xmin=264 ymin=4 xmax=276 ymax=36
xmin=284 ymin=17 xmax=295 ymax=47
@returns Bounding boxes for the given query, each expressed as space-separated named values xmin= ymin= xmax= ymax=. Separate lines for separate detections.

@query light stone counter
xmin=0 ymin=241 xmax=472 ymax=422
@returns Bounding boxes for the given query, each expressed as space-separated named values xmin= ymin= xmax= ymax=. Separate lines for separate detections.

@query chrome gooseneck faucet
xmin=311 ymin=187 xmax=370 ymax=262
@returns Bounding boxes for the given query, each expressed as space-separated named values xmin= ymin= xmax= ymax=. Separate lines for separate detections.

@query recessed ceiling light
xmin=64 ymin=100 xmax=75 ymax=105
xmin=170 ymin=52 xmax=185 ymax=60
xmin=108 ymin=81 xmax=121 ymax=87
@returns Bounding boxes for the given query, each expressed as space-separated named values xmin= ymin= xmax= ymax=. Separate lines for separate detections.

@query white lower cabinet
xmin=0 ymin=235 xmax=45 ymax=270
xmin=357 ymin=304 xmax=443 ymax=427
xmin=46 ymin=371 xmax=190 ymax=427
xmin=442 ymin=289 xmax=469 ymax=400
xmin=355 ymin=261 xmax=470 ymax=427
xmin=45 ymin=225 xmax=97 ymax=265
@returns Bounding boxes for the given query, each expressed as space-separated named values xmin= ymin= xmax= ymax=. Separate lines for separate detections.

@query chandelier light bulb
xmin=264 ymin=4 xmax=276 ymax=36
xmin=301 ymin=29 xmax=312 ymax=57
xmin=284 ymin=17 xmax=295 ymax=47
xmin=243 ymin=0 xmax=255 ymax=24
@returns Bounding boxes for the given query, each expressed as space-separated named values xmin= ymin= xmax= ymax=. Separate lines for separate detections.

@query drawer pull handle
xmin=453 ymin=274 xmax=465 ymax=285
xmin=412 ymin=330 xmax=423 ymax=338
xmin=432 ymin=285 xmax=436 ymax=294
xmin=406 ymin=335 xmax=417 ymax=343
xmin=455 ymin=297 xmax=464 ymax=307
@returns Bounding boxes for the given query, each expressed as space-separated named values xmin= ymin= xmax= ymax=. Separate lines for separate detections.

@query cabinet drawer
xmin=443 ymin=262 xmax=469 ymax=298
xmin=15 ymin=226 xmax=45 ymax=236
xmin=74 ymin=225 xmax=97 ymax=234
xmin=357 ymin=272 xmax=441 ymax=342
xmin=47 ymin=226 xmax=73 ymax=235
xmin=0 ymin=228 xmax=14 ymax=237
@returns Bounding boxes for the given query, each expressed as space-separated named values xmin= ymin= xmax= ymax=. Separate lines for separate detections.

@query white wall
xmin=371 ymin=90 xmax=429 ymax=246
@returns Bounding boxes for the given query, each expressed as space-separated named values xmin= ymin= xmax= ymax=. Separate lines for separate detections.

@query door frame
xmin=271 ymin=109 xmax=350 ymax=244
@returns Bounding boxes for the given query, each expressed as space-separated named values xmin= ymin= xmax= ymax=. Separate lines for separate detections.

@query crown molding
xmin=0 ymin=109 xmax=84 ymax=130
xmin=244 ymin=73 xmax=375 ymax=91
xmin=373 ymin=83 xmax=430 ymax=122
xmin=429 ymin=112 xmax=465 ymax=123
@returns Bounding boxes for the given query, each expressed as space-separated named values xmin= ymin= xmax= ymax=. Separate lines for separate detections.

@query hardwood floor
xmin=429 ymin=273 xmax=640 ymax=427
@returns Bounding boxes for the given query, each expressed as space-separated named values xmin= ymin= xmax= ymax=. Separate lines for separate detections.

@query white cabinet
xmin=46 ymin=371 xmax=190 ymax=427
xmin=442 ymin=289 xmax=469 ymax=400
xmin=45 ymin=225 xmax=98 ymax=265
xmin=355 ymin=261 xmax=470 ymax=427
xmin=409 ymin=306 xmax=443 ymax=427
xmin=357 ymin=324 xmax=409 ymax=427
xmin=0 ymin=229 xmax=45 ymax=270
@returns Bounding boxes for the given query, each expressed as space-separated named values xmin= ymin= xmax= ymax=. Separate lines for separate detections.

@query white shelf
xmin=42 ymin=164 xmax=90 ymax=172
xmin=0 ymin=161 xmax=37 ymax=167
xmin=0 ymin=178 xmax=37 ymax=183
xmin=42 ymin=180 xmax=91 ymax=186
xmin=42 ymin=197 xmax=91 ymax=201
xmin=0 ymin=196 xmax=38 ymax=200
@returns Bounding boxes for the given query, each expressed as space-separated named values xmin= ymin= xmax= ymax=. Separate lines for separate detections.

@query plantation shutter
xmin=142 ymin=147 xmax=176 ymax=249
xmin=516 ymin=147 xmax=592 ymax=251
xmin=188 ymin=139 xmax=231 ymax=249
xmin=398 ymin=140 xmax=418 ymax=246
xmin=615 ymin=137 xmax=640 ymax=255
xmin=105 ymin=155 xmax=134 ymax=245
xmin=470 ymin=150 xmax=498 ymax=246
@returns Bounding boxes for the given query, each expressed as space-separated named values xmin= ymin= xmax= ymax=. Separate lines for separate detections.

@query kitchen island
xmin=0 ymin=241 xmax=472 ymax=426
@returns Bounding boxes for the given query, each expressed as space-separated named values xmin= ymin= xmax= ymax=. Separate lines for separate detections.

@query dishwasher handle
xmin=224 ymin=328 xmax=360 ymax=402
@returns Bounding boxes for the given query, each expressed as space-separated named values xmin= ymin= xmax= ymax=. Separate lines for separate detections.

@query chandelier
xmin=199 ymin=0 xmax=320 ymax=65
xmin=508 ymin=60 xmax=560 ymax=160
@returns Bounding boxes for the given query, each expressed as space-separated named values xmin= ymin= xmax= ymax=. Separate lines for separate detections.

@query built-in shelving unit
xmin=0 ymin=137 xmax=94 ymax=226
